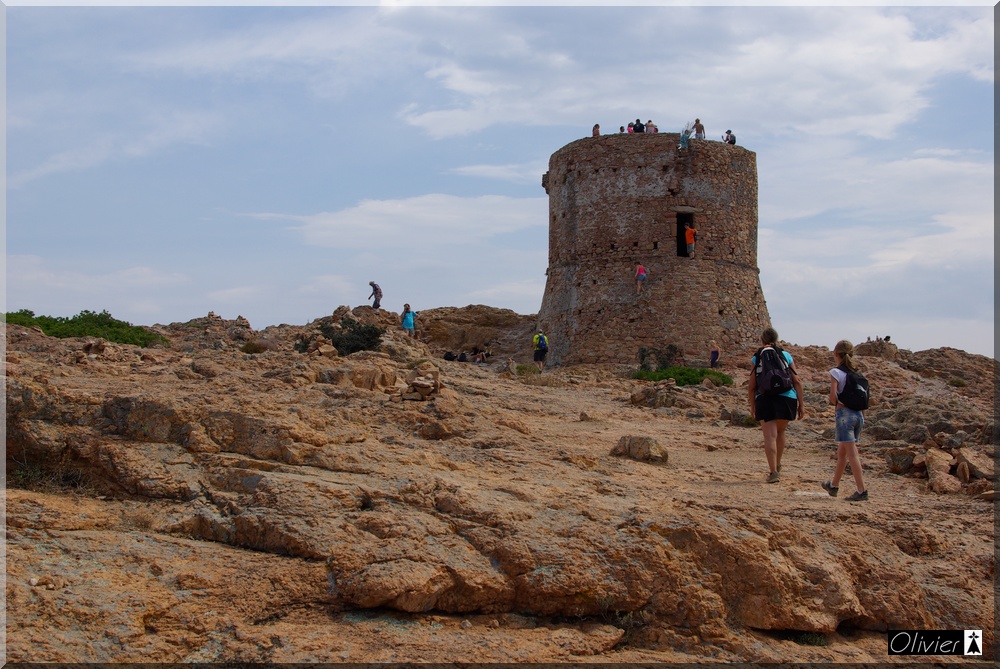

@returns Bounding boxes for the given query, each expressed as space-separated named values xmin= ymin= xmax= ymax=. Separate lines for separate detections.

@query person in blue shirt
xmin=748 ymin=327 xmax=805 ymax=483
xmin=400 ymin=304 xmax=417 ymax=337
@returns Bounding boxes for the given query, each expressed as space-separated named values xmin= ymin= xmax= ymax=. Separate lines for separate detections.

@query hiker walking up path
xmin=368 ymin=281 xmax=382 ymax=310
xmin=748 ymin=327 xmax=805 ymax=483
xmin=532 ymin=329 xmax=549 ymax=371
xmin=822 ymin=340 xmax=870 ymax=502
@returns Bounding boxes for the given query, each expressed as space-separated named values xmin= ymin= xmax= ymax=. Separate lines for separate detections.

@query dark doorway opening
xmin=676 ymin=213 xmax=693 ymax=257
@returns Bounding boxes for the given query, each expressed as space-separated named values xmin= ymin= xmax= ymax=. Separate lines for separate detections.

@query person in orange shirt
xmin=685 ymin=222 xmax=697 ymax=258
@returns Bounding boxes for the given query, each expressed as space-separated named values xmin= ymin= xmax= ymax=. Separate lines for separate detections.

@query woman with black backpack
xmin=748 ymin=327 xmax=805 ymax=483
xmin=821 ymin=340 xmax=869 ymax=502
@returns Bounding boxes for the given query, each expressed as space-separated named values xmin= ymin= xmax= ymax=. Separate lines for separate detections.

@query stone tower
xmin=537 ymin=132 xmax=771 ymax=366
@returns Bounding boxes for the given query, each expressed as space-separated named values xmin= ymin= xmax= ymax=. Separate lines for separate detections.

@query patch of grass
xmin=5 ymin=309 xmax=169 ymax=348
xmin=8 ymin=458 xmax=96 ymax=495
xmin=634 ymin=366 xmax=734 ymax=387
xmin=516 ymin=364 xmax=540 ymax=376
xmin=794 ymin=632 xmax=828 ymax=646
xmin=947 ymin=377 xmax=968 ymax=387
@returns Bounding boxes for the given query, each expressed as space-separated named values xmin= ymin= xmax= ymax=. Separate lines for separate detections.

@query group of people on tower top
xmin=621 ymin=118 xmax=660 ymax=134
xmin=592 ymin=117 xmax=736 ymax=147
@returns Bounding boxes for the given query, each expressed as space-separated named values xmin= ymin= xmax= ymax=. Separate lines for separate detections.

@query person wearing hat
xmin=532 ymin=328 xmax=549 ymax=371
xmin=723 ymin=129 xmax=736 ymax=145
xmin=367 ymin=281 xmax=382 ymax=310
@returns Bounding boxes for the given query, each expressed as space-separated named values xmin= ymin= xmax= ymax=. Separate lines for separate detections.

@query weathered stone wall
xmin=537 ymin=133 xmax=771 ymax=366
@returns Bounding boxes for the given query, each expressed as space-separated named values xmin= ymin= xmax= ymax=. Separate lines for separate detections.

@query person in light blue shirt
xmin=400 ymin=303 xmax=417 ymax=337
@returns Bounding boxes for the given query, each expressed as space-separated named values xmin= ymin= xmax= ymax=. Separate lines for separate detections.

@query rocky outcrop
xmin=5 ymin=315 xmax=995 ymax=663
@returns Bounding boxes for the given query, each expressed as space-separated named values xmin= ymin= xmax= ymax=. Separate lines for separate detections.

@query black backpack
xmin=754 ymin=346 xmax=794 ymax=395
xmin=837 ymin=364 xmax=870 ymax=410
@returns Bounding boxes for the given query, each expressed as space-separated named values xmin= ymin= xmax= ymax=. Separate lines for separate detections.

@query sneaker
xmin=821 ymin=481 xmax=839 ymax=497
xmin=845 ymin=489 xmax=868 ymax=502
xmin=766 ymin=471 xmax=780 ymax=484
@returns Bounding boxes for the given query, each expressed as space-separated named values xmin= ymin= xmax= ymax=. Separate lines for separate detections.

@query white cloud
xmin=247 ymin=193 xmax=548 ymax=251
xmin=9 ymin=110 xmax=223 ymax=188
xmin=449 ymin=160 xmax=548 ymax=184
xmin=5 ymin=255 xmax=192 ymax=321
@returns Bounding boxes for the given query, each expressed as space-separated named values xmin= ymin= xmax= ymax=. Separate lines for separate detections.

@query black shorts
xmin=533 ymin=350 xmax=547 ymax=362
xmin=755 ymin=395 xmax=797 ymax=423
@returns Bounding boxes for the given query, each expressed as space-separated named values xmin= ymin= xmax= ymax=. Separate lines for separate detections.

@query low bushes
xmin=633 ymin=365 xmax=734 ymax=387
xmin=5 ymin=309 xmax=169 ymax=348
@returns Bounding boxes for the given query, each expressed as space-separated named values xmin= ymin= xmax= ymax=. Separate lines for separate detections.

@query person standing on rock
xmin=822 ymin=340 xmax=869 ymax=502
xmin=532 ymin=329 xmax=549 ymax=371
xmin=400 ymin=303 xmax=417 ymax=337
xmin=693 ymin=118 xmax=706 ymax=139
xmin=709 ymin=340 xmax=721 ymax=368
xmin=368 ymin=281 xmax=382 ymax=311
xmin=748 ymin=327 xmax=805 ymax=483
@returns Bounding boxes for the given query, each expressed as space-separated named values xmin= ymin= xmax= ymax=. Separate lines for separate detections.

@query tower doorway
xmin=676 ymin=213 xmax=693 ymax=257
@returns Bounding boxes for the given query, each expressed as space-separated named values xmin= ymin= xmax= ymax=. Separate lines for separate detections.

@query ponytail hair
xmin=834 ymin=339 xmax=858 ymax=371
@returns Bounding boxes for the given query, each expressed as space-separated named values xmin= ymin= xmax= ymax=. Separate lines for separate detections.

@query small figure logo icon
xmin=965 ymin=630 xmax=982 ymax=656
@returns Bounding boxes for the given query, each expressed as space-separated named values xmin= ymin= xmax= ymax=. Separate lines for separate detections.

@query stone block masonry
xmin=538 ymin=132 xmax=771 ymax=366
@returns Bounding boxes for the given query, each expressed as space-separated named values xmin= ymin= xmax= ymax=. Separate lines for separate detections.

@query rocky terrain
xmin=5 ymin=306 xmax=996 ymax=663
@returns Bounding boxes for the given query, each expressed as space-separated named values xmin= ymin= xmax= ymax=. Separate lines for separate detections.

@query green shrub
xmin=947 ymin=377 xmax=968 ymax=387
xmin=633 ymin=366 xmax=734 ymax=387
xmin=516 ymin=363 xmax=540 ymax=376
xmin=320 ymin=318 xmax=384 ymax=356
xmin=5 ymin=309 xmax=169 ymax=348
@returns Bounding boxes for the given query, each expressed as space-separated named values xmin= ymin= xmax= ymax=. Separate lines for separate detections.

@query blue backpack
xmin=536 ymin=334 xmax=548 ymax=351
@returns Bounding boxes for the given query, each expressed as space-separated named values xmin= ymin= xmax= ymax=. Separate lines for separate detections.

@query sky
xmin=4 ymin=1 xmax=995 ymax=358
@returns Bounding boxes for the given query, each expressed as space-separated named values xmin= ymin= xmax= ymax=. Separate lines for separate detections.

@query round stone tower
xmin=537 ymin=132 xmax=771 ymax=366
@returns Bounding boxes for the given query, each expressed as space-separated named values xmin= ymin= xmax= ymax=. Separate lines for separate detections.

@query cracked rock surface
xmin=5 ymin=308 xmax=995 ymax=663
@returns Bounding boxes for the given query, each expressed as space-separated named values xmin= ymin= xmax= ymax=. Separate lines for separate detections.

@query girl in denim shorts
xmin=822 ymin=340 xmax=869 ymax=501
